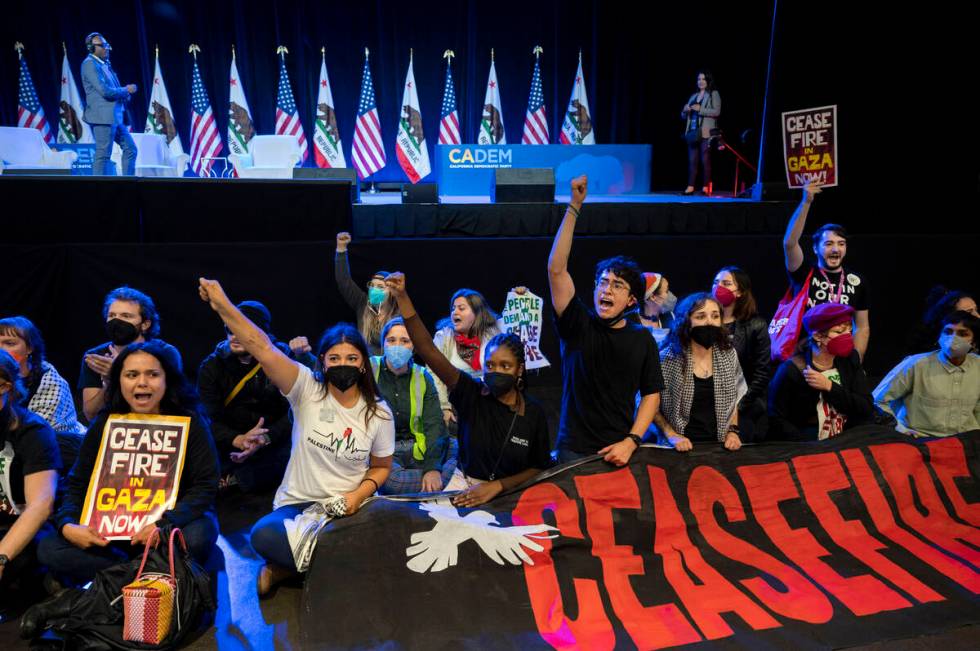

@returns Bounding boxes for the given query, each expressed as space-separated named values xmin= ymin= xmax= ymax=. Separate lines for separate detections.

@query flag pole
xmin=365 ymin=46 xmax=377 ymax=195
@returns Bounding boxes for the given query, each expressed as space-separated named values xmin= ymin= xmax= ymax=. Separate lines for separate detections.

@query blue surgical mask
xmin=368 ymin=287 xmax=386 ymax=307
xmin=940 ymin=333 xmax=973 ymax=359
xmin=662 ymin=291 xmax=678 ymax=314
xmin=384 ymin=344 xmax=413 ymax=369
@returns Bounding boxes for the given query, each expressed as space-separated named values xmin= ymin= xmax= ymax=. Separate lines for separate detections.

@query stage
xmin=1 ymin=175 xmax=792 ymax=243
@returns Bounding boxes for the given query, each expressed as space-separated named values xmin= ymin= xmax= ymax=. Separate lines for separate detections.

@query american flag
xmin=188 ymin=60 xmax=222 ymax=176
xmin=275 ymin=56 xmax=308 ymax=163
xmin=437 ymin=62 xmax=460 ymax=145
xmin=351 ymin=55 xmax=385 ymax=179
xmin=17 ymin=56 xmax=53 ymax=144
xmin=522 ymin=58 xmax=548 ymax=144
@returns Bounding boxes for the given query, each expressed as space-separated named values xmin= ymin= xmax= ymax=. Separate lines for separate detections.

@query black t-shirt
xmin=555 ymin=296 xmax=665 ymax=454
xmin=685 ymin=375 xmax=717 ymax=442
xmin=77 ymin=340 xmax=184 ymax=391
xmin=450 ymin=373 xmax=551 ymax=481
xmin=0 ymin=408 xmax=61 ymax=520
xmin=789 ymin=265 xmax=869 ymax=312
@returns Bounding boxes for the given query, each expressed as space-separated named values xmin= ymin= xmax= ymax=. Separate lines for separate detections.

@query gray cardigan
xmin=682 ymin=90 xmax=721 ymax=139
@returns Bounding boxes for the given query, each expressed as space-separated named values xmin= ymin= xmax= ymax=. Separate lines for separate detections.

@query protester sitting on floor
xmin=39 ymin=341 xmax=219 ymax=586
xmin=651 ymin=293 xmax=746 ymax=452
xmin=77 ymin=286 xmax=182 ymax=422
xmin=907 ymin=286 xmax=979 ymax=355
xmin=431 ymin=287 xmax=503 ymax=430
xmin=0 ymin=317 xmax=84 ymax=469
xmin=768 ymin=303 xmax=874 ymax=441
xmin=198 ymin=278 xmax=394 ymax=595
xmin=387 ymin=273 xmax=550 ymax=507
xmin=548 ymin=175 xmax=664 ymax=465
xmin=197 ymin=301 xmax=301 ymax=494
xmin=0 ymin=351 xmax=60 ymax=623
xmin=875 ymin=311 xmax=980 ymax=437
xmin=370 ymin=317 xmax=457 ymax=494
xmin=711 ymin=267 xmax=770 ymax=440
xmin=335 ymin=231 xmax=399 ymax=356
xmin=636 ymin=272 xmax=677 ymax=348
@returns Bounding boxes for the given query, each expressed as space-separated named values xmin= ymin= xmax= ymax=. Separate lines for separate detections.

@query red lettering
xmin=648 ymin=466 xmax=780 ymax=639
xmin=738 ymin=461 xmax=908 ymax=615
xmin=794 ymin=453 xmax=941 ymax=604
xmin=688 ymin=465 xmax=833 ymax=624
xmin=513 ymin=482 xmax=615 ymax=650
xmin=870 ymin=443 xmax=980 ymax=567
xmin=926 ymin=438 xmax=980 ymax=527
xmin=842 ymin=448 xmax=980 ymax=593
xmin=576 ymin=468 xmax=702 ymax=649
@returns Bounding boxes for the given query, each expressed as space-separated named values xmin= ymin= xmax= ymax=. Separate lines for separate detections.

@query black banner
xmin=302 ymin=427 xmax=980 ymax=649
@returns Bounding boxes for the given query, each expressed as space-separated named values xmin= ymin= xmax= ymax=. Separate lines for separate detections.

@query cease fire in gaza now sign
xmin=80 ymin=414 xmax=190 ymax=539
xmin=782 ymin=104 xmax=838 ymax=188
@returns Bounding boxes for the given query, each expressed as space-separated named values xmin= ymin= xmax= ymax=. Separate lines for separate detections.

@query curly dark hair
xmin=316 ymin=323 xmax=390 ymax=429
xmin=102 ymin=286 xmax=161 ymax=339
xmin=924 ymin=286 xmax=975 ymax=329
xmin=664 ymin=292 xmax=732 ymax=356
xmin=595 ymin=256 xmax=645 ymax=307
xmin=103 ymin=340 xmax=201 ymax=418
xmin=0 ymin=316 xmax=46 ymax=399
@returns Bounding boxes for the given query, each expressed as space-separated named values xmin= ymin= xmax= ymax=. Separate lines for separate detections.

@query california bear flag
xmin=395 ymin=52 xmax=430 ymax=183
xmin=478 ymin=51 xmax=506 ymax=145
xmin=560 ymin=52 xmax=595 ymax=145
xmin=314 ymin=49 xmax=346 ymax=169
xmin=227 ymin=46 xmax=254 ymax=156
xmin=58 ymin=46 xmax=93 ymax=144
xmin=145 ymin=48 xmax=185 ymax=157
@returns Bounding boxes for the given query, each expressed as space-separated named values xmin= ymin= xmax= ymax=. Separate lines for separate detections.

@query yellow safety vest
xmin=370 ymin=356 xmax=428 ymax=461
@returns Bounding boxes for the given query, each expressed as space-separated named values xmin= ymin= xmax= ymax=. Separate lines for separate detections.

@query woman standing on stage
xmin=682 ymin=70 xmax=721 ymax=196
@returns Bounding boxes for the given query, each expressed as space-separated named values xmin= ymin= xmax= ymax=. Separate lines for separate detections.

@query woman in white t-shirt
xmin=198 ymin=279 xmax=394 ymax=595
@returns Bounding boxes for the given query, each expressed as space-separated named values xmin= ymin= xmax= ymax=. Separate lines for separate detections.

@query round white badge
xmin=847 ymin=274 xmax=861 ymax=286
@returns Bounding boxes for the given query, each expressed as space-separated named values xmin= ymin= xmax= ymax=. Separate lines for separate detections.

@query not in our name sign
xmin=80 ymin=413 xmax=190 ymax=540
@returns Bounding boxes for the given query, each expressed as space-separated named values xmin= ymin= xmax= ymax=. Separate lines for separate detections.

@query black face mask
xmin=326 ymin=365 xmax=361 ymax=391
xmin=597 ymin=303 xmax=638 ymax=329
xmin=689 ymin=324 xmax=723 ymax=348
xmin=483 ymin=372 xmax=517 ymax=398
xmin=106 ymin=318 xmax=140 ymax=347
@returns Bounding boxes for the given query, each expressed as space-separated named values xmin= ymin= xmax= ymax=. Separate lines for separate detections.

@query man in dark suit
xmin=80 ymin=33 xmax=137 ymax=175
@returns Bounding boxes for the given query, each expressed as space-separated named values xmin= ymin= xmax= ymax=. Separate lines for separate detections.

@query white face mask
xmin=940 ymin=333 xmax=973 ymax=359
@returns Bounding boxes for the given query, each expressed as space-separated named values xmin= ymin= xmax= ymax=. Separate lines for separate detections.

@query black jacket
xmin=767 ymin=350 xmax=873 ymax=441
xmin=197 ymin=340 xmax=294 ymax=450
xmin=728 ymin=316 xmax=771 ymax=410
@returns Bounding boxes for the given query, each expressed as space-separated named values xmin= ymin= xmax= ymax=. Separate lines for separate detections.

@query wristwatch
xmin=0 ymin=554 xmax=9 ymax=567
xmin=627 ymin=434 xmax=643 ymax=449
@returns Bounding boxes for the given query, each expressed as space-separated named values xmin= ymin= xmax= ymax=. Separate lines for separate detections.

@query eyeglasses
xmin=596 ymin=278 xmax=630 ymax=293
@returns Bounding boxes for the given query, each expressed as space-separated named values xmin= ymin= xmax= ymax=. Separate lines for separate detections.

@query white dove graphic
xmin=406 ymin=499 xmax=559 ymax=573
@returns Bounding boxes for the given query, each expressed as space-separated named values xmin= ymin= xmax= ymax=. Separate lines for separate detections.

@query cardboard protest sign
xmin=80 ymin=413 xmax=190 ymax=540
xmin=782 ymin=105 xmax=838 ymax=188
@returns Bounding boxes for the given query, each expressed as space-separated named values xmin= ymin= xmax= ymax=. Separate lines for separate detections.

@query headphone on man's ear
xmin=85 ymin=33 xmax=101 ymax=54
